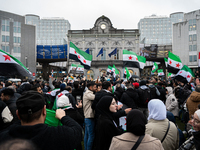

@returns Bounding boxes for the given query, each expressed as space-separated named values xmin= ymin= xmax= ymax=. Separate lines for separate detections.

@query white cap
xmin=57 ymin=95 xmax=72 ymax=108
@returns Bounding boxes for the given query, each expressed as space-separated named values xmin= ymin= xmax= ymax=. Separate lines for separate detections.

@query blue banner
xmin=64 ymin=44 xmax=67 ymax=58
xmin=37 ymin=45 xmax=44 ymax=59
xmin=52 ymin=45 xmax=58 ymax=59
xmin=44 ymin=45 xmax=51 ymax=59
xmin=58 ymin=45 xmax=64 ymax=59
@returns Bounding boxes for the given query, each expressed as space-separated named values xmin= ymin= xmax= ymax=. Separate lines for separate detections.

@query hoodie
xmin=186 ymin=91 xmax=200 ymax=119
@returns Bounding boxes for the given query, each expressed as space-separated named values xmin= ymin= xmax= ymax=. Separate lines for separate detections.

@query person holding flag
xmin=124 ymin=67 xmax=131 ymax=80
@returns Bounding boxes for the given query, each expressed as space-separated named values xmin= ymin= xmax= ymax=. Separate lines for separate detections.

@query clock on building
xmin=101 ymin=24 xmax=106 ymax=30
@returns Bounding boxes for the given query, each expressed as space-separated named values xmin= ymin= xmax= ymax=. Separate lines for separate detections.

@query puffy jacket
xmin=186 ymin=91 xmax=200 ymax=119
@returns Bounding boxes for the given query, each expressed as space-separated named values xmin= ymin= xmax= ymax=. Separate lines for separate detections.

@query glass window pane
xmin=18 ymin=47 xmax=21 ymax=53
xmin=193 ymin=19 xmax=196 ymax=24
xmin=2 ymin=20 xmax=5 ymax=25
xmin=193 ymin=24 xmax=196 ymax=30
xmin=189 ymin=25 xmax=193 ymax=31
xmin=18 ymin=37 xmax=21 ymax=43
xmin=6 ymin=46 xmax=9 ymax=53
xmin=193 ymin=34 xmax=197 ymax=41
xmin=6 ymin=26 xmax=9 ymax=32
xmin=2 ymin=35 xmax=5 ymax=42
xmin=1 ymin=46 xmax=5 ymax=51
xmin=189 ymin=56 xmax=192 ymax=62
xmin=194 ymin=55 xmax=197 ymax=62
xmin=189 ymin=45 xmax=192 ymax=51
xmin=6 ymin=36 xmax=9 ymax=42
xmin=193 ymin=45 xmax=197 ymax=51
xmin=189 ymin=35 xmax=192 ymax=41
xmin=18 ymin=27 xmax=21 ymax=33
xmin=2 ymin=25 xmax=5 ymax=31
xmin=189 ymin=19 xmax=193 ymax=25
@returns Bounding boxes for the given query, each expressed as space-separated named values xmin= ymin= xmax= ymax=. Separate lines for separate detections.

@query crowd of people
xmin=0 ymin=71 xmax=200 ymax=150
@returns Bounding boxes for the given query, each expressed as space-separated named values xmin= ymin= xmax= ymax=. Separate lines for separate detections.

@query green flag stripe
xmin=157 ymin=69 xmax=163 ymax=73
xmin=70 ymin=42 xmax=92 ymax=61
xmin=137 ymin=55 xmax=146 ymax=63
xmin=123 ymin=49 xmax=137 ymax=55
xmin=78 ymin=64 xmax=84 ymax=68
xmin=168 ymin=51 xmax=182 ymax=63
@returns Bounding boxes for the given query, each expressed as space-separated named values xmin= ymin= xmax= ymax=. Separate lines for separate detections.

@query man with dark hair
xmin=31 ymin=84 xmax=43 ymax=94
xmin=1 ymin=88 xmax=18 ymax=122
xmin=91 ymin=81 xmax=112 ymax=110
xmin=0 ymin=91 xmax=82 ymax=150
xmin=83 ymin=81 xmax=96 ymax=150
xmin=72 ymin=80 xmax=85 ymax=103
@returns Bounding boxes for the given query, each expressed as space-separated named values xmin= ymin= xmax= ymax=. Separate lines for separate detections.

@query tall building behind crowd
xmin=138 ymin=13 xmax=184 ymax=45
xmin=25 ymin=15 xmax=71 ymax=70
xmin=173 ymin=9 xmax=200 ymax=72
xmin=68 ymin=15 xmax=140 ymax=79
xmin=0 ymin=10 xmax=36 ymax=75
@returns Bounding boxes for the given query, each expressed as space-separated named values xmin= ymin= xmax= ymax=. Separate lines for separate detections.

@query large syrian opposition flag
xmin=0 ymin=49 xmax=32 ymax=77
xmin=107 ymin=65 xmax=112 ymax=75
xmin=157 ymin=69 xmax=164 ymax=76
xmin=168 ymin=51 xmax=182 ymax=74
xmin=76 ymin=64 xmax=84 ymax=74
xmin=69 ymin=42 xmax=93 ymax=69
xmin=123 ymin=50 xmax=140 ymax=68
xmin=175 ymin=65 xmax=195 ymax=83
xmin=124 ymin=67 xmax=131 ymax=79
xmin=137 ymin=55 xmax=146 ymax=70
xmin=152 ymin=62 xmax=158 ymax=73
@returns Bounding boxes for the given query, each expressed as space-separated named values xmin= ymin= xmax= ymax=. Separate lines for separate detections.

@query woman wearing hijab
xmin=95 ymin=96 xmax=123 ymax=150
xmin=109 ymin=110 xmax=164 ymax=150
xmin=146 ymin=99 xmax=179 ymax=150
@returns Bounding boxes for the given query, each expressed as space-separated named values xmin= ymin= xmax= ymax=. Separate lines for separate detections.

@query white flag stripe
xmin=168 ymin=58 xmax=183 ymax=69
xmin=0 ymin=52 xmax=18 ymax=64
xmin=123 ymin=54 xmax=138 ymax=62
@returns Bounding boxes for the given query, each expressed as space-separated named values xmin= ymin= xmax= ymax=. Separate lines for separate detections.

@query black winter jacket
xmin=120 ymin=88 xmax=139 ymax=109
xmin=0 ymin=116 xmax=82 ymax=150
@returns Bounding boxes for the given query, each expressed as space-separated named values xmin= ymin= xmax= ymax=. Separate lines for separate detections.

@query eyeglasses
xmin=191 ymin=115 xmax=200 ymax=125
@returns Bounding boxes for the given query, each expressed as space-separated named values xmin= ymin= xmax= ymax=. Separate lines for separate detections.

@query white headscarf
xmin=195 ymin=109 xmax=200 ymax=120
xmin=148 ymin=99 xmax=166 ymax=121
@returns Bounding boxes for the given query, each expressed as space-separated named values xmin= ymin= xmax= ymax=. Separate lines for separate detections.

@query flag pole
xmin=67 ymin=40 xmax=70 ymax=75
xmin=123 ymin=67 xmax=124 ymax=80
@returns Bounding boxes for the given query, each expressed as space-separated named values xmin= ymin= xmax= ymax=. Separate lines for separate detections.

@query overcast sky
xmin=1 ymin=0 xmax=200 ymax=30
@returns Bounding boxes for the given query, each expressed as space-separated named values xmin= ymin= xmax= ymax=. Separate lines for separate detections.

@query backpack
xmin=149 ymin=86 xmax=157 ymax=100
xmin=139 ymin=88 xmax=151 ymax=105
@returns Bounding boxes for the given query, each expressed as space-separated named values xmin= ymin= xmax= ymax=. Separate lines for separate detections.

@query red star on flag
xmin=169 ymin=60 xmax=172 ymax=65
xmin=179 ymin=71 xmax=182 ymax=74
xmin=58 ymin=93 xmax=63 ymax=98
xmin=78 ymin=55 xmax=80 ymax=59
xmin=136 ymin=58 xmax=138 ymax=61
xmin=152 ymin=67 xmax=155 ymax=70
xmin=3 ymin=55 xmax=11 ymax=61
xmin=78 ymin=68 xmax=80 ymax=70
xmin=109 ymin=70 xmax=111 ymax=72
xmin=83 ymin=60 xmax=86 ymax=63
xmin=124 ymin=118 xmax=127 ymax=125
xmin=187 ymin=75 xmax=191 ymax=78
xmin=128 ymin=56 xmax=133 ymax=60
xmin=125 ymin=71 xmax=126 ymax=73
xmin=176 ymin=63 xmax=180 ymax=68
xmin=74 ymin=50 xmax=77 ymax=54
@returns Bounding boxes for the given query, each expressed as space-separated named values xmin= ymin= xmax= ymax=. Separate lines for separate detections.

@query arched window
xmin=87 ymin=70 xmax=94 ymax=80
xmin=128 ymin=69 xmax=134 ymax=76
xmin=101 ymin=49 xmax=106 ymax=60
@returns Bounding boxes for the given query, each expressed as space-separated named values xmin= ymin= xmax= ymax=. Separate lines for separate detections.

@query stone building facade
xmin=68 ymin=15 xmax=140 ymax=79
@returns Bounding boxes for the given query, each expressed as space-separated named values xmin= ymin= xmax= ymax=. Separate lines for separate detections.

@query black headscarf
xmin=96 ymin=96 xmax=115 ymax=121
xmin=126 ymin=109 xmax=147 ymax=136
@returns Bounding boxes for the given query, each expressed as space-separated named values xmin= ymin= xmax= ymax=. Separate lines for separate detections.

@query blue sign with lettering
xmin=44 ymin=45 xmax=51 ymax=59
xmin=52 ymin=45 xmax=58 ymax=59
